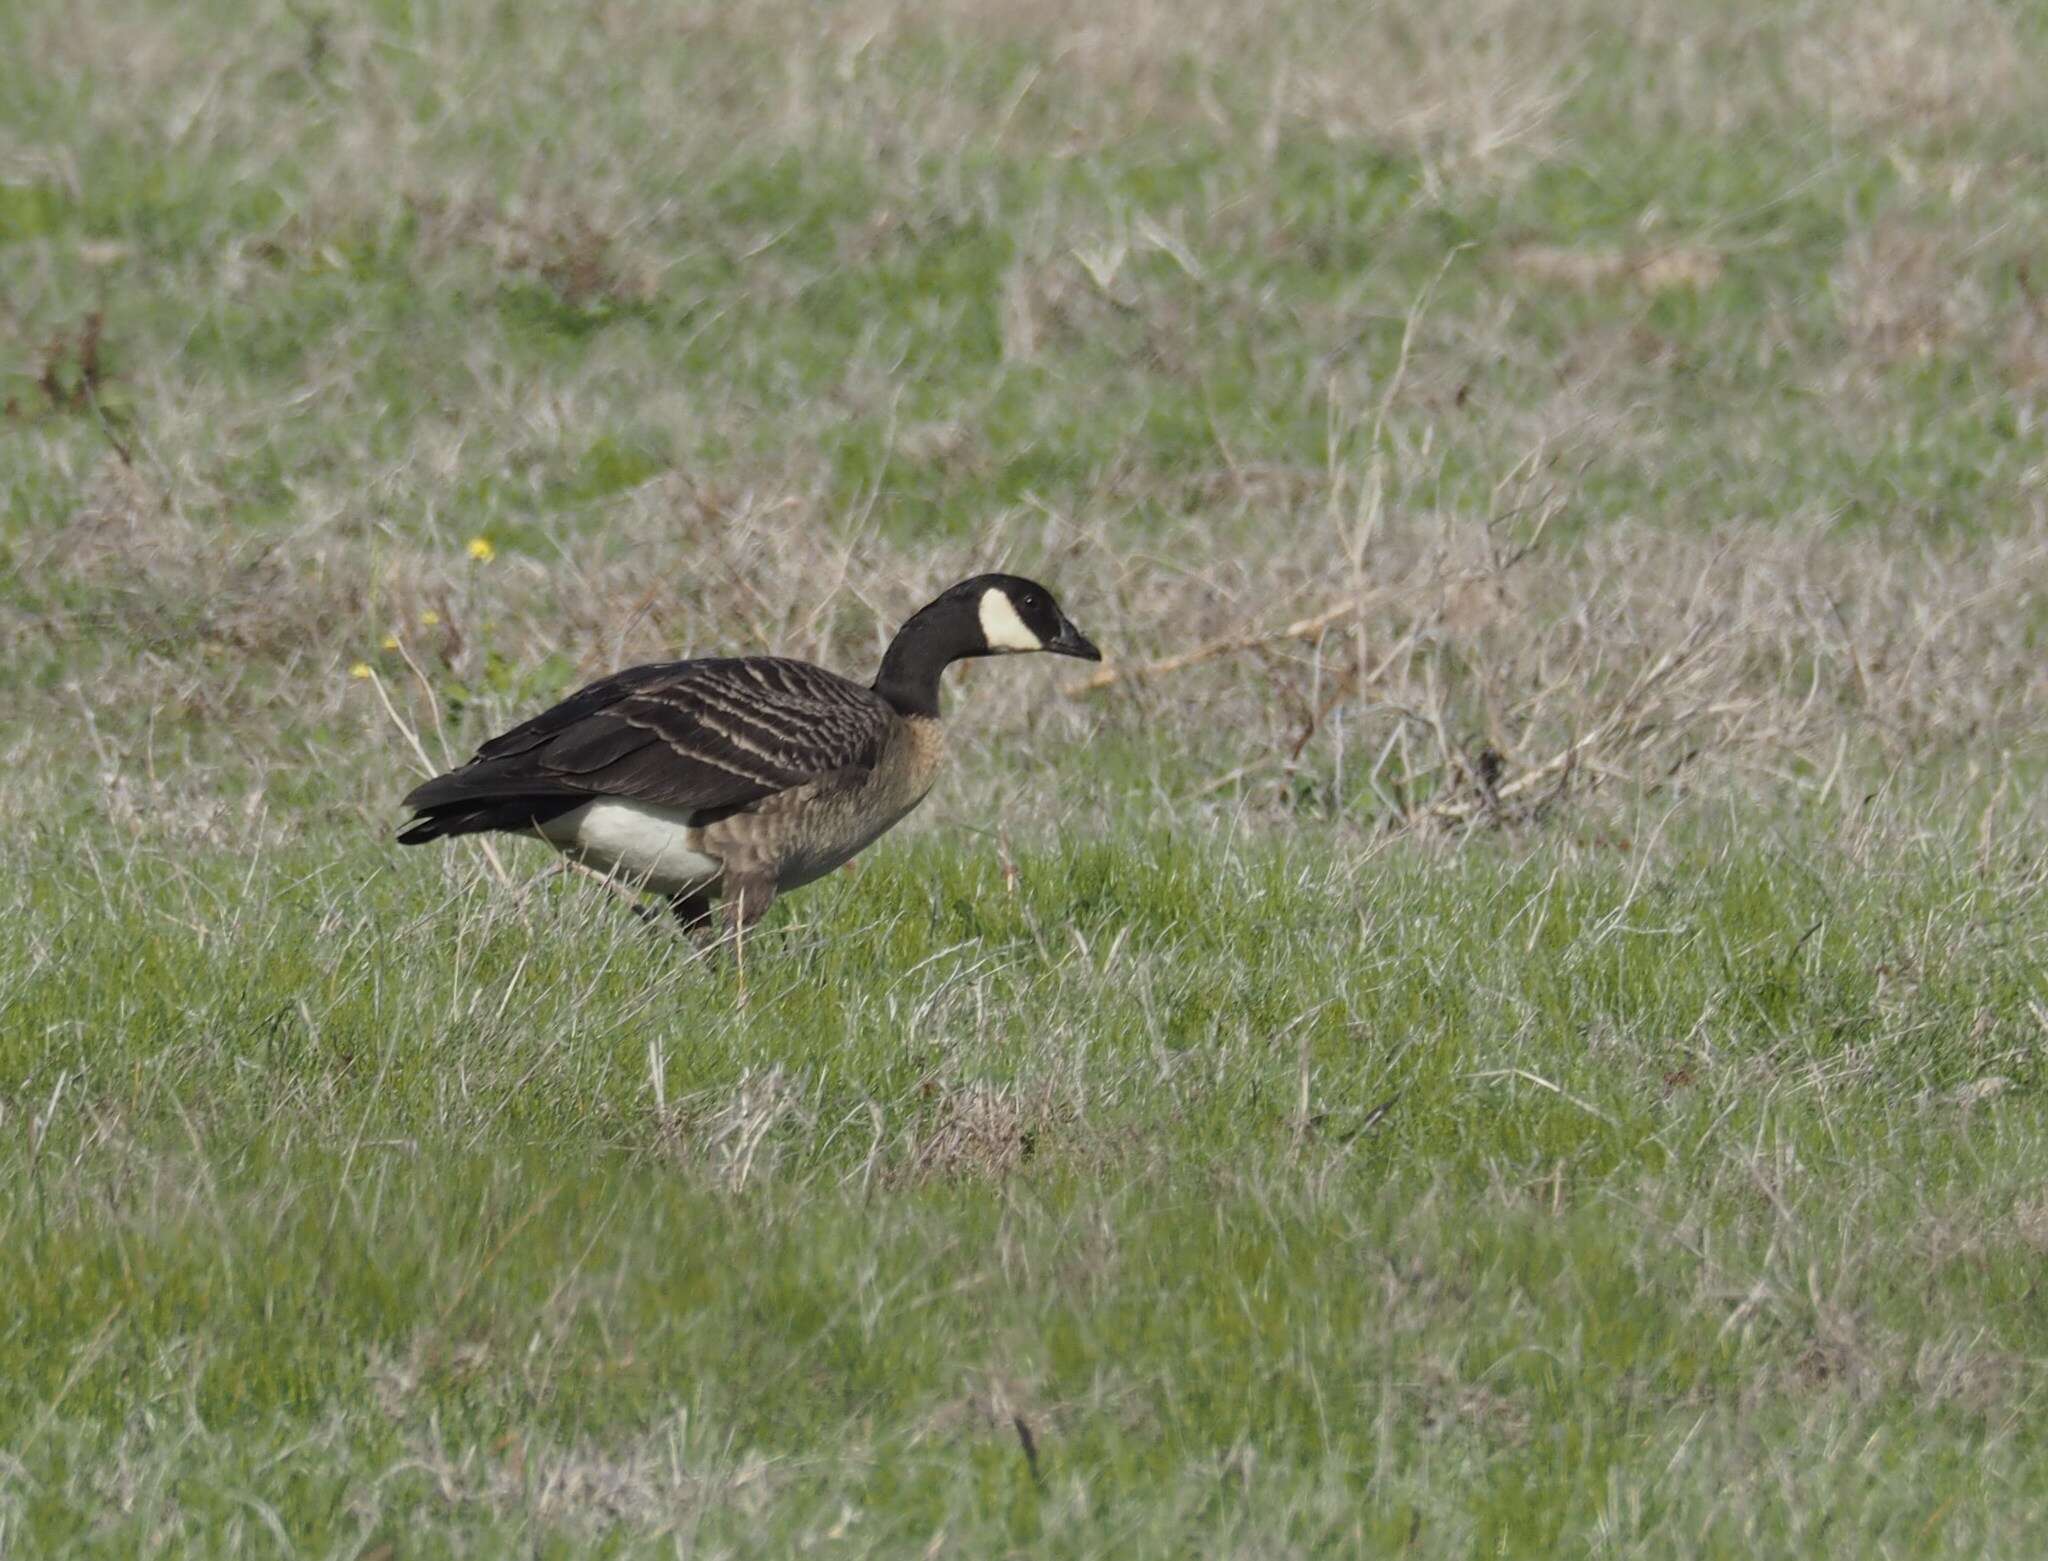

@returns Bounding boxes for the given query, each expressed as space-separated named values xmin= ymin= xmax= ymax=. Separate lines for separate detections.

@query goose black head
xmin=962 ymin=574 xmax=1101 ymax=661
xmin=873 ymin=574 xmax=1101 ymax=716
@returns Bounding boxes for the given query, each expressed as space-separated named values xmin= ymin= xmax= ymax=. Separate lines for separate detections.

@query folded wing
xmin=398 ymin=657 xmax=890 ymax=842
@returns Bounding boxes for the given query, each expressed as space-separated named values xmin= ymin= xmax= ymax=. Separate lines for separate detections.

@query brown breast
xmin=701 ymin=711 xmax=947 ymax=893
xmin=896 ymin=714 xmax=946 ymax=804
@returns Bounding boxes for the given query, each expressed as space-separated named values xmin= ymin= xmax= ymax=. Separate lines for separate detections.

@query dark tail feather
xmin=396 ymin=796 xmax=582 ymax=845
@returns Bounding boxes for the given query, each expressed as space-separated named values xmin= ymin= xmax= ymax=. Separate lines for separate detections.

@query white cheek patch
xmin=978 ymin=589 xmax=1043 ymax=653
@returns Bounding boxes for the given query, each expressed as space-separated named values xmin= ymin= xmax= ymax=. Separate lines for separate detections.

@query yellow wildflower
xmin=349 ymin=661 xmax=373 ymax=680
xmin=419 ymin=609 xmax=441 ymax=626
xmin=382 ymin=634 xmax=400 ymax=651
xmin=466 ymin=535 xmax=496 ymax=562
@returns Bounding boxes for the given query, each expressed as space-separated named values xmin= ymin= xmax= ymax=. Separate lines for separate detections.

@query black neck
xmin=871 ymin=598 xmax=980 ymax=718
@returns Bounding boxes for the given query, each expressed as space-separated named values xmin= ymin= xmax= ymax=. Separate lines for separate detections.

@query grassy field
xmin=7 ymin=0 xmax=2048 ymax=1552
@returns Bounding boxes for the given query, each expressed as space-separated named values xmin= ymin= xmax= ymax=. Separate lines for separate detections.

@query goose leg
xmin=724 ymin=875 xmax=777 ymax=1007
xmin=668 ymin=888 xmax=715 ymax=935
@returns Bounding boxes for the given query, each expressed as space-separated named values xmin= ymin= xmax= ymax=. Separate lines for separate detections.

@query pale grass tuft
xmin=902 ymin=1076 xmax=1067 ymax=1182
xmin=659 ymin=1066 xmax=819 ymax=1191
xmin=1833 ymin=223 xmax=1995 ymax=366
xmin=387 ymin=1413 xmax=784 ymax=1536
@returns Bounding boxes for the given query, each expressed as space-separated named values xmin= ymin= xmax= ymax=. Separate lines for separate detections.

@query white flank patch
xmin=539 ymin=800 xmax=722 ymax=895
xmin=978 ymin=588 xmax=1043 ymax=652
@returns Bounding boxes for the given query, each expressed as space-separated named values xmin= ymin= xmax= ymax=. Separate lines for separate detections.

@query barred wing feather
xmin=403 ymin=657 xmax=890 ymax=819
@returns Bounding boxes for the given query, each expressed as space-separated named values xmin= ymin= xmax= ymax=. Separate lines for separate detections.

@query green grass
xmin=7 ymin=0 xmax=2048 ymax=1552
xmin=9 ymin=823 xmax=2048 ymax=1553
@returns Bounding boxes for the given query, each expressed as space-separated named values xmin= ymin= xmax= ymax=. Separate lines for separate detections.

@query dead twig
xmin=1063 ymin=571 xmax=1494 ymax=697
xmin=1287 ymin=628 xmax=1422 ymax=762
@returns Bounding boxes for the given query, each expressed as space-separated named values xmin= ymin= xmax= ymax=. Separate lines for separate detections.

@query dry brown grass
xmin=897 ymin=1075 xmax=1069 ymax=1182
xmin=28 ymin=0 xmax=2029 ymax=263
xmin=1794 ymin=0 xmax=2027 ymax=135
xmin=15 ymin=414 xmax=2048 ymax=855
xmin=1506 ymin=243 xmax=1724 ymax=295
xmin=1060 ymin=492 xmax=2048 ymax=829
xmin=651 ymin=1062 xmax=1077 ymax=1190
xmin=1833 ymin=220 xmax=2048 ymax=391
